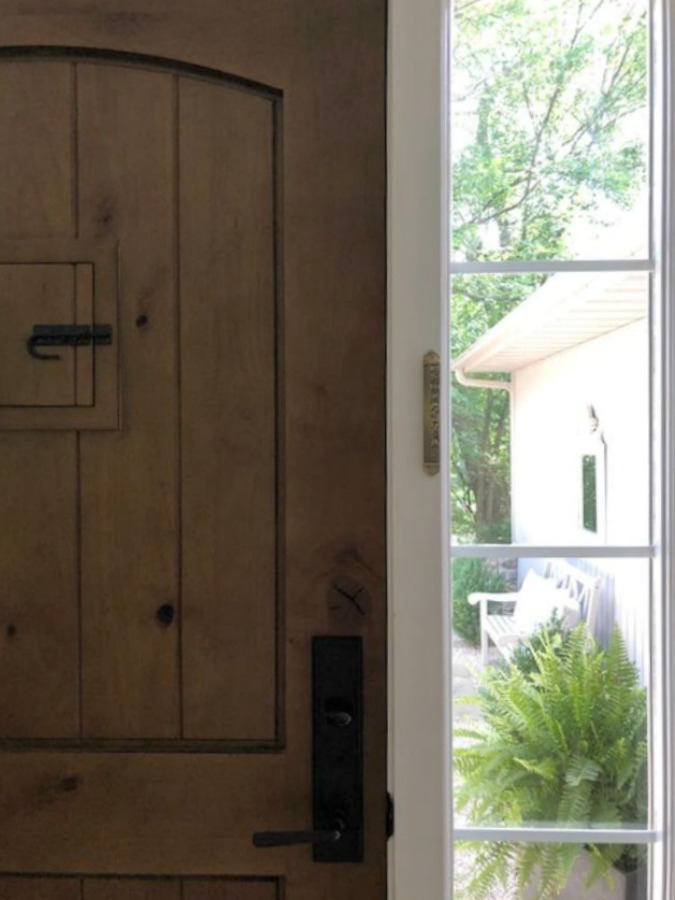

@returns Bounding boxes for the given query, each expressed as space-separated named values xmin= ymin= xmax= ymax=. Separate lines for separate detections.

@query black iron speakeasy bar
xmin=27 ymin=324 xmax=113 ymax=360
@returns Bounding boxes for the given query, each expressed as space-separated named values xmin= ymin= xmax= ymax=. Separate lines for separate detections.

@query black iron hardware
xmin=386 ymin=792 xmax=395 ymax=838
xmin=28 ymin=324 xmax=113 ymax=361
xmin=252 ymin=825 xmax=343 ymax=848
xmin=324 ymin=709 xmax=353 ymax=727
xmin=253 ymin=637 xmax=363 ymax=863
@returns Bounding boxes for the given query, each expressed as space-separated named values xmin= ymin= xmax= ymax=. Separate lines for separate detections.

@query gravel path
xmin=451 ymin=633 xmax=519 ymax=900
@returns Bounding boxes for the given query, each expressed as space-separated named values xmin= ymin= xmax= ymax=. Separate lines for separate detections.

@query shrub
xmin=452 ymin=557 xmax=508 ymax=645
xmin=455 ymin=626 xmax=648 ymax=899
xmin=509 ymin=612 xmax=570 ymax=678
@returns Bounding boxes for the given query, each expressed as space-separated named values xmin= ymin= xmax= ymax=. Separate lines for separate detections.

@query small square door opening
xmin=0 ymin=238 xmax=119 ymax=431
xmin=0 ymin=263 xmax=95 ymax=408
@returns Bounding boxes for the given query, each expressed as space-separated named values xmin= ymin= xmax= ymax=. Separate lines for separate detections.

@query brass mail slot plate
xmin=424 ymin=350 xmax=440 ymax=475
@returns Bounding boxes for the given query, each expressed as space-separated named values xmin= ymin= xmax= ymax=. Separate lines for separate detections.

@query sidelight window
xmin=448 ymin=0 xmax=672 ymax=897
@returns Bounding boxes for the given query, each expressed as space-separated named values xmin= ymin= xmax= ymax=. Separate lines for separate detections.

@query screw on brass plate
xmin=5 ymin=624 xmax=16 ymax=638
xmin=156 ymin=603 xmax=175 ymax=626
xmin=327 ymin=575 xmax=370 ymax=618
xmin=136 ymin=314 xmax=149 ymax=328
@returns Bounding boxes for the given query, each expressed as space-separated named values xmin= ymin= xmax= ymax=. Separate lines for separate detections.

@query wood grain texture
xmin=183 ymin=882 xmax=277 ymax=900
xmin=0 ymin=753 xmax=294 ymax=875
xmin=179 ymin=79 xmax=277 ymax=741
xmin=0 ymin=1 xmax=386 ymax=895
xmin=76 ymin=263 xmax=95 ymax=407
xmin=0 ymin=5 xmax=287 ymax=93
xmin=0 ymin=265 xmax=76 ymax=406
xmin=84 ymin=880 xmax=179 ymax=899
xmin=279 ymin=4 xmax=388 ymax=897
xmin=78 ymin=64 xmax=180 ymax=738
xmin=0 ymin=436 xmax=79 ymax=737
xmin=0 ymin=61 xmax=79 ymax=738
xmin=0 ymin=878 xmax=81 ymax=899
xmin=0 ymin=239 xmax=120 ymax=431
xmin=0 ymin=62 xmax=74 ymax=239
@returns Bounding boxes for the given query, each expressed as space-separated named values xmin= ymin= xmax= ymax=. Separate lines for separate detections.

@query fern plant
xmin=508 ymin=611 xmax=569 ymax=678
xmin=455 ymin=625 xmax=648 ymax=899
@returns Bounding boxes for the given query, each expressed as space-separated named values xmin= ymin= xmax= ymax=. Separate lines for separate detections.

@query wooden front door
xmin=0 ymin=3 xmax=386 ymax=899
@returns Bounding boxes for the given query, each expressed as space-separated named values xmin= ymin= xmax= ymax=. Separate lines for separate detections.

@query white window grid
xmin=446 ymin=2 xmax=675 ymax=893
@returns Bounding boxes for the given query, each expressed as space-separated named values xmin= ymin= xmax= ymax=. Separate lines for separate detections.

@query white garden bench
xmin=468 ymin=560 xmax=602 ymax=664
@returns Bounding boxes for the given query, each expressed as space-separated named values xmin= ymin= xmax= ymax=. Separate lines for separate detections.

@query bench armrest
xmin=467 ymin=590 xmax=522 ymax=606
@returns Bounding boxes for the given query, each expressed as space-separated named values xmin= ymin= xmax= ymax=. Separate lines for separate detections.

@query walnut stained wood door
xmin=0 ymin=3 xmax=386 ymax=899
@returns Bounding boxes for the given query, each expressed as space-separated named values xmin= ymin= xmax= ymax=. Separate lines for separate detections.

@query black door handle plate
xmin=312 ymin=637 xmax=363 ymax=862
xmin=253 ymin=636 xmax=363 ymax=863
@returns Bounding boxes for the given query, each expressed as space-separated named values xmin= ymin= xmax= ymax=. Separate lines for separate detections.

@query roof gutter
xmin=454 ymin=368 xmax=512 ymax=393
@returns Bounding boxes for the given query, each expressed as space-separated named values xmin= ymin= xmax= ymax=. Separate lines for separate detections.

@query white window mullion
xmin=450 ymin=259 xmax=654 ymax=275
xmin=449 ymin=544 xmax=655 ymax=559
xmin=650 ymin=2 xmax=675 ymax=898
xmin=454 ymin=827 xmax=659 ymax=844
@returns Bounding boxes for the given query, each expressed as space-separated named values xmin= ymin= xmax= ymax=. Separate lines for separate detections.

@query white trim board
xmin=451 ymin=258 xmax=653 ymax=274
xmin=387 ymin=0 xmax=450 ymax=898
xmin=388 ymin=2 xmax=675 ymax=899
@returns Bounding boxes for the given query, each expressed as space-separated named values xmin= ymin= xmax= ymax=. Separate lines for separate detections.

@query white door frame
xmin=387 ymin=2 xmax=675 ymax=898
xmin=387 ymin=1 xmax=451 ymax=897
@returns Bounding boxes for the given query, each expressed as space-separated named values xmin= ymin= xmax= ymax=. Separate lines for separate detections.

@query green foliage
xmin=452 ymin=557 xmax=508 ymax=645
xmin=455 ymin=626 xmax=648 ymax=899
xmin=451 ymin=0 xmax=648 ymax=542
xmin=452 ymin=0 xmax=647 ymax=265
xmin=509 ymin=612 xmax=570 ymax=678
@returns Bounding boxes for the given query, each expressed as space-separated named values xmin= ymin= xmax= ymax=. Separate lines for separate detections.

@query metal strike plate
xmin=312 ymin=636 xmax=363 ymax=862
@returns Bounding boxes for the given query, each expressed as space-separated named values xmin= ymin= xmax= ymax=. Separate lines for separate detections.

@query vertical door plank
xmin=0 ymin=62 xmax=79 ymax=738
xmin=0 ymin=265 xmax=76 ymax=407
xmin=0 ymin=63 xmax=74 ymax=239
xmin=84 ymin=880 xmax=180 ymax=900
xmin=78 ymin=64 xmax=180 ymax=738
xmin=0 ymin=437 xmax=79 ymax=737
xmin=184 ymin=883 xmax=277 ymax=900
xmin=0 ymin=878 xmax=80 ymax=899
xmin=179 ymin=80 xmax=277 ymax=740
xmin=75 ymin=263 xmax=95 ymax=407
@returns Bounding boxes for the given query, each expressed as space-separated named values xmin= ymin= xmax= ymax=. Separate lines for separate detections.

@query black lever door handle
xmin=252 ymin=827 xmax=342 ymax=848
xmin=252 ymin=638 xmax=363 ymax=863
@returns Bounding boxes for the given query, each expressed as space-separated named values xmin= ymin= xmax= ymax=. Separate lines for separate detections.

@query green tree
xmin=451 ymin=0 xmax=647 ymax=541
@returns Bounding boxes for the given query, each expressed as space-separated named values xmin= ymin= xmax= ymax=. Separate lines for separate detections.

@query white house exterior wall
xmin=512 ymin=318 xmax=650 ymax=677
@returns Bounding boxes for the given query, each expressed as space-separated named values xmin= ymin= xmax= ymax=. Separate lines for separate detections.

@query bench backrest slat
xmin=543 ymin=559 xmax=602 ymax=635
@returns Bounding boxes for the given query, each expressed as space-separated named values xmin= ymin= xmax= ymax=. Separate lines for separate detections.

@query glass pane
xmin=451 ymin=272 xmax=650 ymax=545
xmin=454 ymin=840 xmax=648 ymax=899
xmin=452 ymin=556 xmax=650 ymax=835
xmin=582 ymin=455 xmax=598 ymax=532
xmin=451 ymin=0 xmax=649 ymax=263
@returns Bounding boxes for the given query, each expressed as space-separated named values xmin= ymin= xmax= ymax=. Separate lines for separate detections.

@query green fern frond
xmin=457 ymin=624 xmax=647 ymax=897
xmin=564 ymin=755 xmax=602 ymax=788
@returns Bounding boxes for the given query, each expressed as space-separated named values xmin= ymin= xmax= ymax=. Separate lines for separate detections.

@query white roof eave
xmin=452 ymin=267 xmax=648 ymax=375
